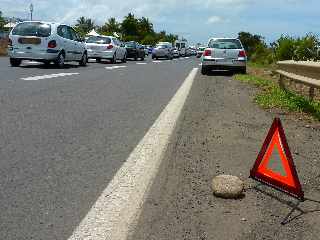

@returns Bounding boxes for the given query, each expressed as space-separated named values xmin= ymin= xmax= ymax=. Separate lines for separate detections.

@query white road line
xmin=184 ymin=57 xmax=190 ymax=59
xmin=68 ymin=67 xmax=199 ymax=240
xmin=136 ymin=62 xmax=147 ymax=65
xmin=21 ymin=72 xmax=79 ymax=81
xmin=105 ymin=66 xmax=127 ymax=70
xmin=152 ymin=60 xmax=162 ymax=63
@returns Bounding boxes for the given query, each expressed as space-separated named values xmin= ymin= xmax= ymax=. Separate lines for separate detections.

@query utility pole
xmin=30 ymin=3 xmax=33 ymax=21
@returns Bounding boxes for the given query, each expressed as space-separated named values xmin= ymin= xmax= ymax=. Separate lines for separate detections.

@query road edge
xmin=67 ymin=67 xmax=199 ymax=240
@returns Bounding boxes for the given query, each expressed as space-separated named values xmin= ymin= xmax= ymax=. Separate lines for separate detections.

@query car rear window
xmin=12 ymin=22 xmax=51 ymax=37
xmin=208 ymin=39 xmax=242 ymax=49
xmin=156 ymin=44 xmax=167 ymax=48
xmin=125 ymin=42 xmax=136 ymax=47
xmin=86 ymin=36 xmax=111 ymax=44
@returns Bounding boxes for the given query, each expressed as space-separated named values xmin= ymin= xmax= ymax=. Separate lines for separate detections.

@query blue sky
xmin=1 ymin=0 xmax=319 ymax=45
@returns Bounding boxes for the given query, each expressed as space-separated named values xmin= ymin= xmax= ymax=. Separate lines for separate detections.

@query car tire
xmin=239 ymin=67 xmax=247 ymax=74
xmin=55 ymin=53 xmax=65 ymax=68
xmin=110 ymin=54 xmax=116 ymax=64
xmin=79 ymin=52 xmax=87 ymax=66
xmin=141 ymin=54 xmax=145 ymax=61
xmin=134 ymin=54 xmax=138 ymax=61
xmin=152 ymin=55 xmax=155 ymax=59
xmin=10 ymin=58 xmax=22 ymax=67
xmin=201 ymin=66 xmax=209 ymax=75
xmin=96 ymin=58 xmax=101 ymax=63
xmin=122 ymin=54 xmax=127 ymax=63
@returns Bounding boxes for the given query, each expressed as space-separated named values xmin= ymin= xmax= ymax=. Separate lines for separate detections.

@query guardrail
xmin=277 ymin=60 xmax=320 ymax=100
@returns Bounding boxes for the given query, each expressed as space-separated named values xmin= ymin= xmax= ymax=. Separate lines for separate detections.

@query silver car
xmin=152 ymin=42 xmax=173 ymax=60
xmin=8 ymin=21 xmax=87 ymax=67
xmin=201 ymin=38 xmax=247 ymax=74
xmin=86 ymin=35 xmax=127 ymax=63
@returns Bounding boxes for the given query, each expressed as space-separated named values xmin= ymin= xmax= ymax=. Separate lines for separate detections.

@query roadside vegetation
xmin=238 ymin=31 xmax=320 ymax=66
xmin=234 ymin=74 xmax=320 ymax=120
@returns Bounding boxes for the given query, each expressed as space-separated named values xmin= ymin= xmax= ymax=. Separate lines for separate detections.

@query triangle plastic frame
xmin=250 ymin=118 xmax=304 ymax=201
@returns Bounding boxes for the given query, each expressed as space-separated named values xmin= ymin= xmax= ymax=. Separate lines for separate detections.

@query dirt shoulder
xmin=129 ymin=71 xmax=320 ymax=240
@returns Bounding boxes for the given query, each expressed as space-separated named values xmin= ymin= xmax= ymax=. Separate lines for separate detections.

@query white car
xmin=172 ymin=48 xmax=180 ymax=58
xmin=201 ymin=38 xmax=247 ymax=74
xmin=152 ymin=42 xmax=173 ymax=60
xmin=86 ymin=35 xmax=127 ymax=63
xmin=8 ymin=21 xmax=87 ymax=67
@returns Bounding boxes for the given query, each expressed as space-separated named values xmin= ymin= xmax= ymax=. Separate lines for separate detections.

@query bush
xmin=272 ymin=34 xmax=319 ymax=61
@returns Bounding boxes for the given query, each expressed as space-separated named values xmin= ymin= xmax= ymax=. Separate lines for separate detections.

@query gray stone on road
xmin=212 ymin=175 xmax=244 ymax=199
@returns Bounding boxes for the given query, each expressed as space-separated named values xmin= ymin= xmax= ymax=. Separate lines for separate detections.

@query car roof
xmin=209 ymin=37 xmax=239 ymax=40
xmin=17 ymin=21 xmax=63 ymax=26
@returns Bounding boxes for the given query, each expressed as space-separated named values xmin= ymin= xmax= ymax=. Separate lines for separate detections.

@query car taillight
xmin=238 ymin=50 xmax=246 ymax=57
xmin=48 ymin=40 xmax=57 ymax=48
xmin=203 ymin=49 xmax=211 ymax=56
xmin=107 ymin=45 xmax=113 ymax=49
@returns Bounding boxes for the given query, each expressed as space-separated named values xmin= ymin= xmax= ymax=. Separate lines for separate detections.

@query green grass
xmin=235 ymin=74 xmax=320 ymax=120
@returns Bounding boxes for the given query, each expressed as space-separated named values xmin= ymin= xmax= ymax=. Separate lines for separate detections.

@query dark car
xmin=125 ymin=41 xmax=145 ymax=60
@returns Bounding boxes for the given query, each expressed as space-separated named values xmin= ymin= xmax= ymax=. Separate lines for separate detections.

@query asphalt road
xmin=130 ymin=69 xmax=320 ymax=240
xmin=0 ymin=56 xmax=198 ymax=239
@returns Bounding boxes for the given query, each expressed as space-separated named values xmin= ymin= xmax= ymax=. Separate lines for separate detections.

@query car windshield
xmin=12 ymin=22 xmax=51 ymax=37
xmin=125 ymin=42 xmax=136 ymax=47
xmin=86 ymin=36 xmax=111 ymax=44
xmin=156 ymin=44 xmax=167 ymax=48
xmin=208 ymin=39 xmax=242 ymax=49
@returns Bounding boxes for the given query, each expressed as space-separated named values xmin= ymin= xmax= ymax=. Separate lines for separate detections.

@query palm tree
xmin=100 ymin=18 xmax=120 ymax=35
xmin=75 ymin=16 xmax=95 ymax=36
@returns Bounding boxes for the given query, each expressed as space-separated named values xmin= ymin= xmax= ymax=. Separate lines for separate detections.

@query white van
xmin=175 ymin=40 xmax=188 ymax=57
xmin=8 ymin=21 xmax=87 ymax=67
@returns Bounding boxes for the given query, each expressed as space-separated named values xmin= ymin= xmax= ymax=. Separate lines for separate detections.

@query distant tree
xmin=141 ymin=34 xmax=157 ymax=45
xmin=238 ymin=31 xmax=266 ymax=57
xmin=74 ymin=16 xmax=95 ymax=36
xmin=0 ymin=11 xmax=7 ymax=31
xmin=121 ymin=13 xmax=139 ymax=40
xmin=137 ymin=17 xmax=154 ymax=39
xmin=99 ymin=17 xmax=120 ymax=35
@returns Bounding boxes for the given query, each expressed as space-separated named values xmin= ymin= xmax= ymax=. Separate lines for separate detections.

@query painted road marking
xmin=105 ymin=66 xmax=127 ymax=70
xmin=136 ymin=62 xmax=147 ymax=65
xmin=21 ymin=72 xmax=79 ymax=81
xmin=152 ymin=60 xmax=162 ymax=63
xmin=68 ymin=67 xmax=199 ymax=240
xmin=184 ymin=57 xmax=190 ymax=59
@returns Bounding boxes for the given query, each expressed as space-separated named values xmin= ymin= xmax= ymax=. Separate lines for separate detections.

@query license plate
xmin=18 ymin=37 xmax=41 ymax=45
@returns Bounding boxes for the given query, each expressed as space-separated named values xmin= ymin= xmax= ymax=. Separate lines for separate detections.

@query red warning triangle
xmin=250 ymin=118 xmax=304 ymax=200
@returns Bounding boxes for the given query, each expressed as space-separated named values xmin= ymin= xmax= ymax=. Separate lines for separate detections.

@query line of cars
xmin=7 ymin=21 xmax=154 ymax=67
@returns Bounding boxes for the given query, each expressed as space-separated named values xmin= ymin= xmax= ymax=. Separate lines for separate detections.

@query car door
xmin=113 ymin=38 xmax=121 ymax=59
xmin=57 ymin=25 xmax=75 ymax=61
xmin=68 ymin=27 xmax=83 ymax=61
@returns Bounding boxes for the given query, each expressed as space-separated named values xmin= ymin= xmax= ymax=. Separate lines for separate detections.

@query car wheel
xmin=239 ymin=67 xmax=247 ymax=74
xmin=122 ymin=54 xmax=127 ymax=63
xmin=134 ymin=54 xmax=138 ymax=61
xmin=152 ymin=55 xmax=155 ymax=59
xmin=10 ymin=58 xmax=22 ymax=67
xmin=55 ymin=53 xmax=65 ymax=68
xmin=96 ymin=58 xmax=101 ymax=63
xmin=110 ymin=54 xmax=116 ymax=64
xmin=79 ymin=52 xmax=87 ymax=66
xmin=141 ymin=54 xmax=145 ymax=61
xmin=201 ymin=66 xmax=209 ymax=75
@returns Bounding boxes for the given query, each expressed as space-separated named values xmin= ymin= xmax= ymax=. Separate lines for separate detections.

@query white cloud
xmin=207 ymin=16 xmax=224 ymax=24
